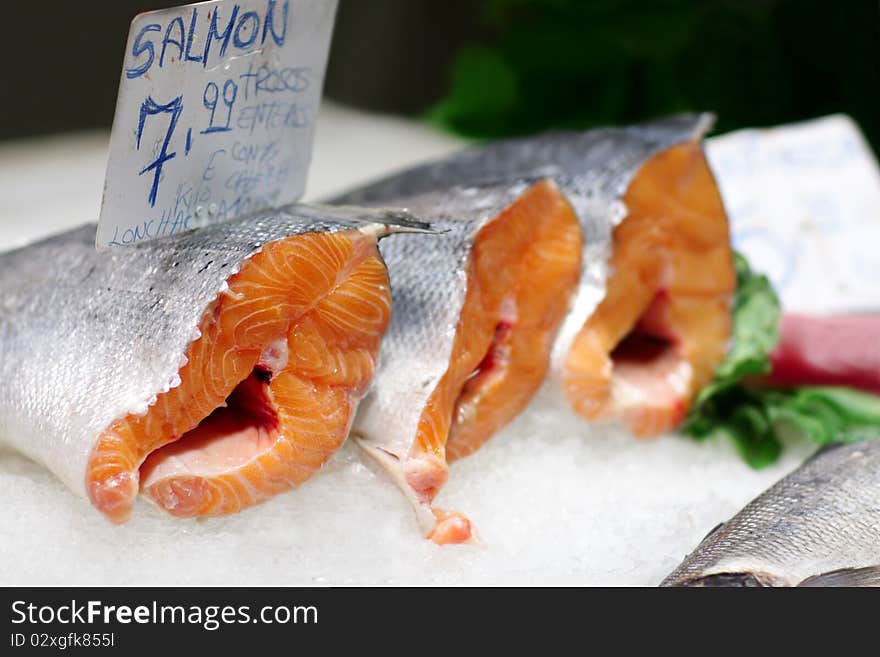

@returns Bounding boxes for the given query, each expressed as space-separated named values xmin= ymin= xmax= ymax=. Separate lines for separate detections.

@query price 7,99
xmin=135 ymin=79 xmax=239 ymax=207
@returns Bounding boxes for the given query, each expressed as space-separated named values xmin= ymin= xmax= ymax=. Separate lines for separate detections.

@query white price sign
xmin=97 ymin=0 xmax=338 ymax=249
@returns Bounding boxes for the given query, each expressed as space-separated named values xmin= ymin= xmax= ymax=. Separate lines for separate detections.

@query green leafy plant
xmin=683 ymin=253 xmax=880 ymax=467
xmin=428 ymin=0 xmax=880 ymax=150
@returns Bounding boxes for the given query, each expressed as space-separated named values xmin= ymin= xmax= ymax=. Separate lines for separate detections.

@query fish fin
xmin=798 ymin=566 xmax=880 ymax=587
xmin=355 ymin=436 xmax=479 ymax=544
xmin=299 ymin=202 xmax=436 ymax=235
xmin=353 ymin=435 xmax=438 ymax=532
xmin=692 ymin=112 xmax=716 ymax=139
xmin=368 ymin=210 xmax=439 ymax=236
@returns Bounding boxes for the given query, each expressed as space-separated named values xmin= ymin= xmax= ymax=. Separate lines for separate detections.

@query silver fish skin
xmin=353 ymin=181 xmax=543 ymax=533
xmin=330 ymin=113 xmax=714 ymax=367
xmin=661 ymin=441 xmax=880 ymax=587
xmin=333 ymin=117 xmax=719 ymax=537
xmin=0 ymin=205 xmax=422 ymax=513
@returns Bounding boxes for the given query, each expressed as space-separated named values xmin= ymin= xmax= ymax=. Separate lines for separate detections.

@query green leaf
xmin=693 ymin=252 xmax=780 ymax=406
xmin=795 ymin=386 xmax=880 ymax=425
xmin=726 ymin=403 xmax=783 ymax=468
xmin=683 ymin=253 xmax=880 ymax=468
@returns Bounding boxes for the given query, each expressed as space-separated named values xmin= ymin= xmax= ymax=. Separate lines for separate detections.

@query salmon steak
xmin=336 ymin=114 xmax=735 ymax=438
xmin=0 ymin=206 xmax=418 ymax=523
xmin=332 ymin=181 xmax=583 ymax=543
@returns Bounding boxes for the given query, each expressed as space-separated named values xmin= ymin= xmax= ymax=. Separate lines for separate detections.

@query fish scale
xmin=335 ymin=114 xmax=709 ymax=340
xmin=332 ymin=116 xmax=733 ymax=538
xmin=662 ymin=440 xmax=880 ymax=586
xmin=346 ymin=180 xmax=583 ymax=542
xmin=331 ymin=113 xmax=712 ymax=284
xmin=355 ymin=183 xmax=529 ymax=460
xmin=0 ymin=205 xmax=422 ymax=520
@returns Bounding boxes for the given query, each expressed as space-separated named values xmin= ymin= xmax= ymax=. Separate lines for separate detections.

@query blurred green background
xmin=1 ymin=0 xmax=878 ymax=146
xmin=424 ymin=0 xmax=880 ymax=146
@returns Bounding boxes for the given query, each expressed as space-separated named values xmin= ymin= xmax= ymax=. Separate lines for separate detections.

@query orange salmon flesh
xmin=564 ymin=142 xmax=735 ymax=436
xmin=403 ymin=180 xmax=583 ymax=542
xmin=86 ymin=229 xmax=391 ymax=523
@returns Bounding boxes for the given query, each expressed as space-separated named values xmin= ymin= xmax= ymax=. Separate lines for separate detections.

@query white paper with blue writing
xmin=707 ymin=115 xmax=880 ymax=313
xmin=97 ymin=0 xmax=338 ymax=249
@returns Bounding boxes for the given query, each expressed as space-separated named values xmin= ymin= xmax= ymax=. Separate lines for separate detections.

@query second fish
xmin=342 ymin=181 xmax=583 ymax=543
